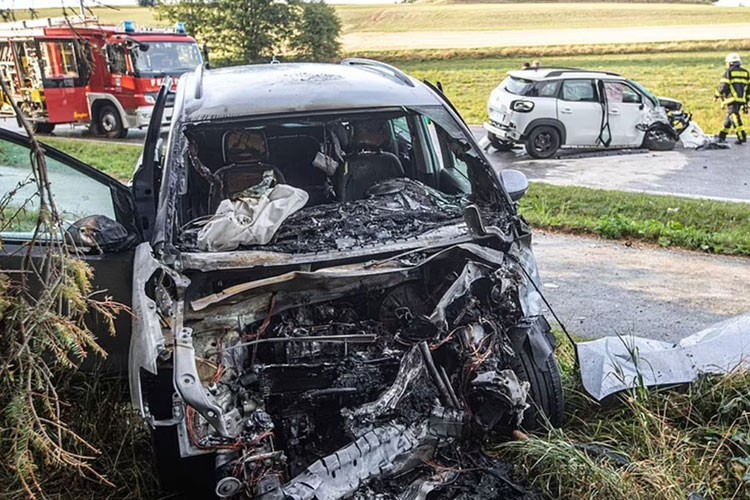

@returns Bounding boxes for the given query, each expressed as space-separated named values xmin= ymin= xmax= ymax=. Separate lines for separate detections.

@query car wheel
xmin=512 ymin=318 xmax=565 ymax=429
xmin=526 ymin=126 xmax=561 ymax=159
xmin=31 ymin=122 xmax=55 ymax=134
xmin=488 ymin=132 xmax=514 ymax=152
xmin=96 ymin=104 xmax=128 ymax=139
xmin=643 ymin=126 xmax=676 ymax=151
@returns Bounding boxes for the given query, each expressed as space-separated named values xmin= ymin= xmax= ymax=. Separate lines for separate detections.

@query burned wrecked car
xmin=124 ymin=60 xmax=565 ymax=498
xmin=39 ymin=59 xmax=558 ymax=498
xmin=125 ymin=60 xmax=564 ymax=498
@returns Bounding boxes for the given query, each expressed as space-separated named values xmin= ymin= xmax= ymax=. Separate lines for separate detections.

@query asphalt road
xmin=533 ymin=231 xmax=750 ymax=342
xmin=471 ymin=126 xmax=750 ymax=204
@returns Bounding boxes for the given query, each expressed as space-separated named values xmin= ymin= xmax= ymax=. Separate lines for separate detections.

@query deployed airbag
xmin=197 ymin=184 xmax=309 ymax=252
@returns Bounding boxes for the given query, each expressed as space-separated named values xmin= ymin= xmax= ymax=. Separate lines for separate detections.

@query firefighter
xmin=715 ymin=53 xmax=749 ymax=144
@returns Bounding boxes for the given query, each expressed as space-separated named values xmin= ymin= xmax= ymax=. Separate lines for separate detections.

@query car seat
xmin=209 ymin=129 xmax=285 ymax=210
xmin=334 ymin=120 xmax=404 ymax=202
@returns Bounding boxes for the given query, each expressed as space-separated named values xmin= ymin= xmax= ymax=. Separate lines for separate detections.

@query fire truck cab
xmin=0 ymin=16 xmax=201 ymax=138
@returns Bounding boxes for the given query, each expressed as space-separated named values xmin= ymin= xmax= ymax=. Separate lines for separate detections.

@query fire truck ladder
xmin=0 ymin=43 xmax=17 ymax=114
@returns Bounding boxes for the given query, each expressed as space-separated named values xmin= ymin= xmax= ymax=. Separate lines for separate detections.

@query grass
xmin=519 ymin=183 xmax=750 ymax=256
xmin=0 ymin=373 xmax=162 ymax=500
xmin=393 ymin=50 xmax=731 ymax=130
xmin=40 ymin=137 xmax=140 ymax=183
xmin=494 ymin=331 xmax=750 ymax=499
xmin=3 ymin=322 xmax=746 ymax=499
xmin=337 ymin=3 xmax=750 ymax=33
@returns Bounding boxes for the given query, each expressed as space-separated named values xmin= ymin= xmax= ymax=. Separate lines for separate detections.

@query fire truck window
xmin=0 ymin=140 xmax=116 ymax=240
xmin=106 ymin=45 xmax=127 ymax=75
xmin=131 ymin=42 xmax=201 ymax=76
xmin=40 ymin=41 xmax=90 ymax=87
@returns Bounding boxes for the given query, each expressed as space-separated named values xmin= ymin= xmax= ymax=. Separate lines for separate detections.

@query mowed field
xmin=394 ymin=51 xmax=728 ymax=130
xmin=337 ymin=3 xmax=750 ymax=32
xmin=12 ymin=3 xmax=750 ymax=34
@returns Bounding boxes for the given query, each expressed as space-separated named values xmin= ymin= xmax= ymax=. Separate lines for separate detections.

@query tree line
xmin=154 ymin=0 xmax=342 ymax=66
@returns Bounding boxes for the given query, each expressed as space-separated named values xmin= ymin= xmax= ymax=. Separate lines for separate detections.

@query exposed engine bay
xmin=133 ymin=235 xmax=556 ymax=499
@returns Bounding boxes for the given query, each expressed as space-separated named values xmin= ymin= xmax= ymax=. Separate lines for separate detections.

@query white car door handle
xmin=609 ymin=109 xmax=620 ymax=115
xmin=560 ymin=107 xmax=573 ymax=114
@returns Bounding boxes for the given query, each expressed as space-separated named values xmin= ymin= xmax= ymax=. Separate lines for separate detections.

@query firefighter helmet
xmin=725 ymin=53 xmax=742 ymax=65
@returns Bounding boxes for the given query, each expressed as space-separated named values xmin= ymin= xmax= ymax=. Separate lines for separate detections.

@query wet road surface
xmin=471 ymin=126 xmax=750 ymax=204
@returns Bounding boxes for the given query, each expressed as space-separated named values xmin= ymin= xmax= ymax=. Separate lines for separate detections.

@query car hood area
xmin=129 ymin=211 xmax=552 ymax=498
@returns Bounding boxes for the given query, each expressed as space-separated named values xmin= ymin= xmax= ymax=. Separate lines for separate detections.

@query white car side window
xmin=604 ymin=81 xmax=642 ymax=104
xmin=561 ymin=80 xmax=597 ymax=102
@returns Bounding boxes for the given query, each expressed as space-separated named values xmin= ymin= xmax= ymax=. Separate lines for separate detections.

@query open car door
xmin=0 ymin=129 xmax=141 ymax=373
xmin=132 ymin=77 xmax=173 ymax=243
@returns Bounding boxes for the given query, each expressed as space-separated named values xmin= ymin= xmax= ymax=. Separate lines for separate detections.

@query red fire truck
xmin=0 ymin=16 xmax=201 ymax=138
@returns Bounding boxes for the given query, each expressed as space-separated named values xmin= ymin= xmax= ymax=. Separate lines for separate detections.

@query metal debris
xmin=578 ymin=313 xmax=750 ymax=401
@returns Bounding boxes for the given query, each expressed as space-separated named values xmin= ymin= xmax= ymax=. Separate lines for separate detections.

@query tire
xmin=31 ymin=122 xmax=55 ymax=134
xmin=488 ymin=132 xmax=514 ymax=152
xmin=512 ymin=318 xmax=565 ymax=429
xmin=95 ymin=104 xmax=128 ymax=139
xmin=525 ymin=125 xmax=561 ymax=159
xmin=643 ymin=126 xmax=676 ymax=151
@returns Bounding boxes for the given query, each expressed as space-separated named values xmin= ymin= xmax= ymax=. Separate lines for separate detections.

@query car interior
xmin=179 ymin=111 xmax=473 ymax=225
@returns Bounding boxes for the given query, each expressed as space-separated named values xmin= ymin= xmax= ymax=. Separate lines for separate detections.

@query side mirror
xmin=500 ymin=169 xmax=529 ymax=202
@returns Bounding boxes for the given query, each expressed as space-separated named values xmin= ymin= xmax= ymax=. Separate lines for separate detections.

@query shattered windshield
xmin=131 ymin=41 xmax=202 ymax=76
xmin=175 ymin=108 xmax=504 ymax=253
xmin=630 ymin=80 xmax=660 ymax=107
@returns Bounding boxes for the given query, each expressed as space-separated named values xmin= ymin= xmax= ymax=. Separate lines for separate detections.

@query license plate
xmin=489 ymin=110 xmax=506 ymax=124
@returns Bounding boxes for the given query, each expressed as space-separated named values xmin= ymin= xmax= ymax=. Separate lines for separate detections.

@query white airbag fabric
xmin=197 ymin=184 xmax=309 ymax=252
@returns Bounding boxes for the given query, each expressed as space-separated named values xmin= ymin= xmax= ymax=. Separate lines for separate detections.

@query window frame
xmin=560 ymin=78 xmax=599 ymax=103
xmin=603 ymin=80 xmax=643 ymax=105
xmin=0 ymin=128 xmax=139 ymax=245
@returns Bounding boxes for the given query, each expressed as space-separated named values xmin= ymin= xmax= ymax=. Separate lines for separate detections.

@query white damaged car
xmin=484 ymin=68 xmax=679 ymax=158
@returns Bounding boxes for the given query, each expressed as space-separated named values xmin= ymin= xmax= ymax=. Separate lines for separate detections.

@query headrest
xmin=223 ymin=129 xmax=268 ymax=164
xmin=329 ymin=122 xmax=350 ymax=152
xmin=350 ymin=120 xmax=391 ymax=151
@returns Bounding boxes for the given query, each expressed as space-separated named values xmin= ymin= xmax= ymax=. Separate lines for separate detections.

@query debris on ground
xmin=577 ymin=313 xmax=750 ymax=400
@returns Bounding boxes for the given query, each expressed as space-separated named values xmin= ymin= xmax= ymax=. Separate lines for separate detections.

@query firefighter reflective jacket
xmin=716 ymin=64 xmax=750 ymax=105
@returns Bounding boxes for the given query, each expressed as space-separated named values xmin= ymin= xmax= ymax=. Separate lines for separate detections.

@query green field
xmin=337 ymin=3 xmax=750 ymax=33
xmin=393 ymin=50 xmax=728 ymax=130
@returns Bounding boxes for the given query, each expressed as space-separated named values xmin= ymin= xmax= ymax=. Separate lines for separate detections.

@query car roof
xmin=178 ymin=61 xmax=443 ymax=122
xmin=508 ymin=68 xmax=623 ymax=81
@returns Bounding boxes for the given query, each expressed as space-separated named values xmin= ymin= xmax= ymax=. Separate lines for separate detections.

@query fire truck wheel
xmin=31 ymin=122 xmax=55 ymax=134
xmin=96 ymin=104 xmax=128 ymax=139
